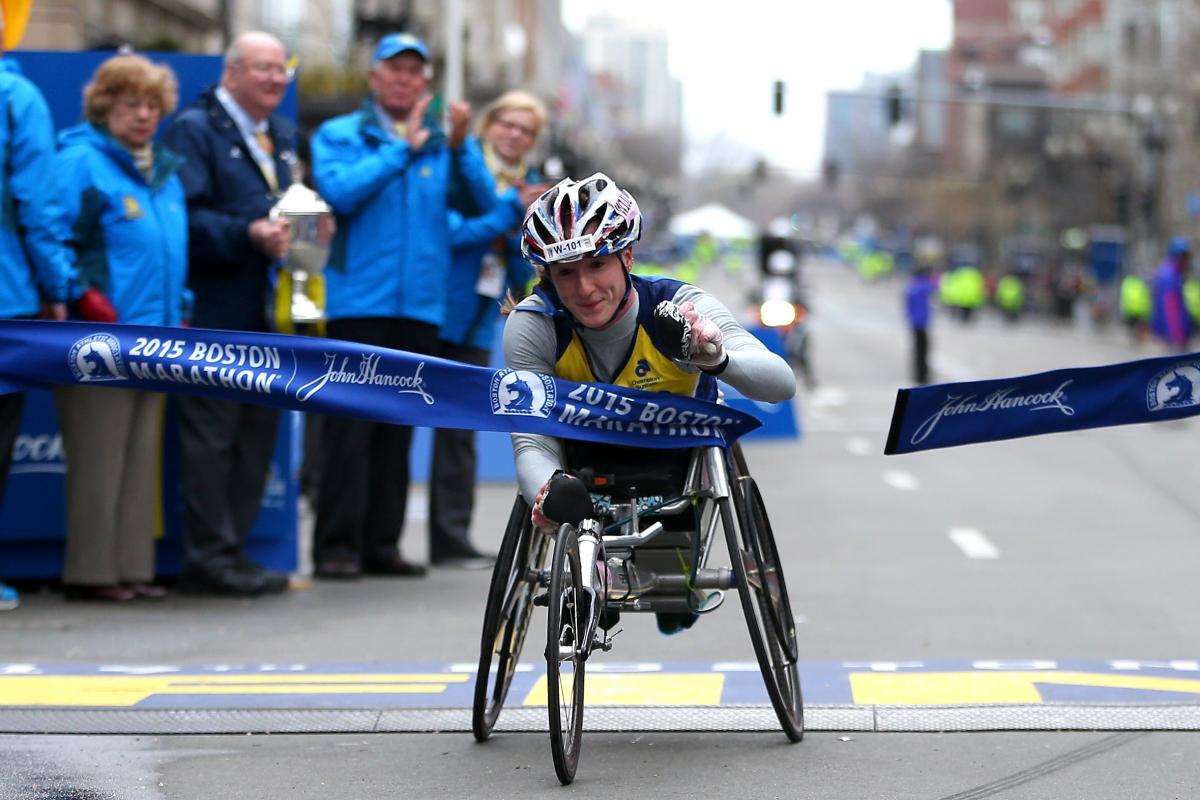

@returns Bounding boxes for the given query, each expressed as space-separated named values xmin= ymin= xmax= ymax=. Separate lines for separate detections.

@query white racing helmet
xmin=521 ymin=172 xmax=642 ymax=268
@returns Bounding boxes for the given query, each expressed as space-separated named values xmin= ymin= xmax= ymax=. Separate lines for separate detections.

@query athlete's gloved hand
xmin=531 ymin=471 xmax=594 ymax=530
xmin=76 ymin=288 xmax=119 ymax=323
xmin=531 ymin=480 xmax=554 ymax=530
xmin=653 ymin=300 xmax=727 ymax=371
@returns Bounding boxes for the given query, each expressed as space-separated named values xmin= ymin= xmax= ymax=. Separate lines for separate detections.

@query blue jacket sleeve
xmin=312 ymin=122 xmax=411 ymax=216
xmin=8 ymin=83 xmax=75 ymax=302
xmin=506 ymin=254 xmax=535 ymax=294
xmin=503 ymin=230 xmax=534 ymax=292
xmin=160 ymin=116 xmax=255 ymax=268
xmin=48 ymin=148 xmax=108 ymax=294
xmin=448 ymin=189 xmax=523 ymax=249
xmin=453 ymin=137 xmax=500 ymax=212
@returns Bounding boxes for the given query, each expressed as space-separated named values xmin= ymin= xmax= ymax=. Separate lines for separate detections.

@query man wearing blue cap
xmin=310 ymin=33 xmax=499 ymax=579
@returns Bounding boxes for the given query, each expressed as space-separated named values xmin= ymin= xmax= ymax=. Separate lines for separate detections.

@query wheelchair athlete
xmin=503 ymin=172 xmax=796 ymax=634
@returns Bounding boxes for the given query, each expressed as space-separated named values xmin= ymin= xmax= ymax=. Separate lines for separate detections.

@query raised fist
xmin=653 ymin=300 xmax=725 ymax=369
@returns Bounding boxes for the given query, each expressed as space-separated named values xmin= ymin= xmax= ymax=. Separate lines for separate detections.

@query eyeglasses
xmin=493 ymin=118 xmax=538 ymax=139
xmin=116 ymin=95 xmax=162 ymax=112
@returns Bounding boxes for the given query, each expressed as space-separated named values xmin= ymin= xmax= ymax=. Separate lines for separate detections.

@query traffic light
xmin=773 ymin=80 xmax=785 ymax=116
xmin=885 ymin=84 xmax=903 ymax=126
xmin=821 ymin=158 xmax=840 ymax=189
xmin=759 ymin=234 xmax=799 ymax=277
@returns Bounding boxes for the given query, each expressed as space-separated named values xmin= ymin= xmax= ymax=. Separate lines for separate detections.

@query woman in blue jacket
xmin=429 ymin=90 xmax=549 ymax=566
xmin=50 ymin=54 xmax=189 ymax=602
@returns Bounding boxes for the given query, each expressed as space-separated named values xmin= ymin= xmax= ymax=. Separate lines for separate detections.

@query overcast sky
xmin=562 ymin=0 xmax=953 ymax=176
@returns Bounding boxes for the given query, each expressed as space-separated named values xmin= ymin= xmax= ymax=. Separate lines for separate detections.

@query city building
xmin=22 ymin=0 xmax=221 ymax=51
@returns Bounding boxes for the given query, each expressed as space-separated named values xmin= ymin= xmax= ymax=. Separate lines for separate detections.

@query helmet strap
xmin=598 ymin=258 xmax=634 ymax=328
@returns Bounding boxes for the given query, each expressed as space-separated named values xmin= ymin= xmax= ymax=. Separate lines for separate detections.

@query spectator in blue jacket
xmin=904 ymin=264 xmax=936 ymax=385
xmin=50 ymin=54 xmax=188 ymax=602
xmin=160 ymin=31 xmax=295 ymax=597
xmin=310 ymin=33 xmax=497 ymax=579
xmin=429 ymin=90 xmax=548 ymax=567
xmin=0 ymin=47 xmax=77 ymax=611
xmin=1151 ymin=236 xmax=1193 ymax=352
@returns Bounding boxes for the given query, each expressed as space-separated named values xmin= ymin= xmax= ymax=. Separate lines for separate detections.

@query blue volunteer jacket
xmin=440 ymin=152 xmax=533 ymax=350
xmin=0 ymin=59 xmax=75 ymax=317
xmin=160 ymin=87 xmax=296 ymax=331
xmin=52 ymin=123 xmax=189 ymax=326
xmin=312 ymin=99 xmax=496 ymax=325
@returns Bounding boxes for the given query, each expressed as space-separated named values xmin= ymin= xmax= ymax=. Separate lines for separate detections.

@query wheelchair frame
xmin=471 ymin=441 xmax=803 ymax=785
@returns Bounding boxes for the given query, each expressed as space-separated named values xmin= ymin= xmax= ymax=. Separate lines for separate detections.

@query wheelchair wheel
xmin=724 ymin=448 xmax=805 ymax=742
xmin=472 ymin=495 xmax=547 ymax=742
xmin=546 ymin=523 xmax=586 ymax=785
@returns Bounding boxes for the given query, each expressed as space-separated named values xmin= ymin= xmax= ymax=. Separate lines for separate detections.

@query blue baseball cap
xmin=373 ymin=33 xmax=429 ymax=65
xmin=1168 ymin=236 xmax=1191 ymax=257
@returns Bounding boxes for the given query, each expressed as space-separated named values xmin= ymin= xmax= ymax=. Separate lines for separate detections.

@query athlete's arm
xmin=502 ymin=299 xmax=568 ymax=505
xmin=672 ymin=284 xmax=797 ymax=403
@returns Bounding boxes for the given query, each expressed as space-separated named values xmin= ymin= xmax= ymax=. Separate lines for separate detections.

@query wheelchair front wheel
xmin=472 ymin=495 xmax=545 ymax=742
xmin=724 ymin=451 xmax=804 ymax=742
xmin=546 ymin=523 xmax=586 ymax=785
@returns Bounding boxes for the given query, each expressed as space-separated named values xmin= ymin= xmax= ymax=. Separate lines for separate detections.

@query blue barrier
xmin=723 ymin=326 xmax=801 ymax=440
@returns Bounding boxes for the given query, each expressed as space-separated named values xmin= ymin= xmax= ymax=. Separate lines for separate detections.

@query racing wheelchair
xmin=471 ymin=438 xmax=803 ymax=785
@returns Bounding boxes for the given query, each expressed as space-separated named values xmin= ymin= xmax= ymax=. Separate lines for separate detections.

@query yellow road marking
xmin=851 ymin=671 xmax=1200 ymax=705
xmin=522 ymin=673 xmax=724 ymax=706
xmin=0 ymin=673 xmax=469 ymax=707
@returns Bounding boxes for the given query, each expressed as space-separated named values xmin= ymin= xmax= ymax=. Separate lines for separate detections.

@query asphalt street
xmin=3 ymin=257 xmax=1200 ymax=797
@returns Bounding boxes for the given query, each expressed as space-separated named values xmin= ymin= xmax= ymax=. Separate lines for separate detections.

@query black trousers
xmin=314 ymin=317 xmax=440 ymax=565
xmin=0 ymin=391 xmax=25 ymax=507
xmin=176 ymin=394 xmax=280 ymax=572
xmin=912 ymin=327 xmax=930 ymax=385
xmin=429 ymin=341 xmax=490 ymax=560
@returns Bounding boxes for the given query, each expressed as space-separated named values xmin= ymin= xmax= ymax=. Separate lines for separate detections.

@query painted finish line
xmin=2 ymin=660 xmax=1200 ymax=709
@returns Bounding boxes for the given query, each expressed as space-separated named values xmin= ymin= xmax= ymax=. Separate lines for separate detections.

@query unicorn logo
xmin=504 ymin=376 xmax=534 ymax=412
xmin=490 ymin=369 xmax=555 ymax=417
xmin=1164 ymin=371 xmax=1195 ymax=406
xmin=67 ymin=334 xmax=126 ymax=382
xmin=1147 ymin=363 xmax=1200 ymax=411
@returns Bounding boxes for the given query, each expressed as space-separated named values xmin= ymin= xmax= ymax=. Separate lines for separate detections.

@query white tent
xmin=668 ymin=203 xmax=757 ymax=240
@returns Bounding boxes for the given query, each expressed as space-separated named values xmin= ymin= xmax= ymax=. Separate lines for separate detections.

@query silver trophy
xmin=269 ymin=183 xmax=332 ymax=327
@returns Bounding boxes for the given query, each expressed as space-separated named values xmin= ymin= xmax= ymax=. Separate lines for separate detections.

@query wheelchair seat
xmin=563 ymin=440 xmax=699 ymax=549
xmin=563 ymin=440 xmax=692 ymax=502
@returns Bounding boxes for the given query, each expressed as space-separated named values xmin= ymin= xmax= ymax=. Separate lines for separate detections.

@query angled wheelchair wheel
xmin=472 ymin=495 xmax=547 ymax=742
xmin=546 ymin=524 xmax=586 ymax=785
xmin=724 ymin=446 xmax=805 ymax=742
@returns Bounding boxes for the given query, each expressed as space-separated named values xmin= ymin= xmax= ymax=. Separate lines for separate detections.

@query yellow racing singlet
xmin=555 ymin=325 xmax=700 ymax=395
xmin=517 ymin=274 xmax=719 ymax=403
xmin=522 ymin=274 xmax=716 ymax=400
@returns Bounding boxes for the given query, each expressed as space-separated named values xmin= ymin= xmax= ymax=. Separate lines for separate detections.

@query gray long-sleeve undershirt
xmin=503 ymin=281 xmax=797 ymax=503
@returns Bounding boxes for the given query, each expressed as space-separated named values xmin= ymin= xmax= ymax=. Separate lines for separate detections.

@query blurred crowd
xmin=836 ymin=230 xmax=1200 ymax=386
xmin=0 ymin=29 xmax=554 ymax=609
